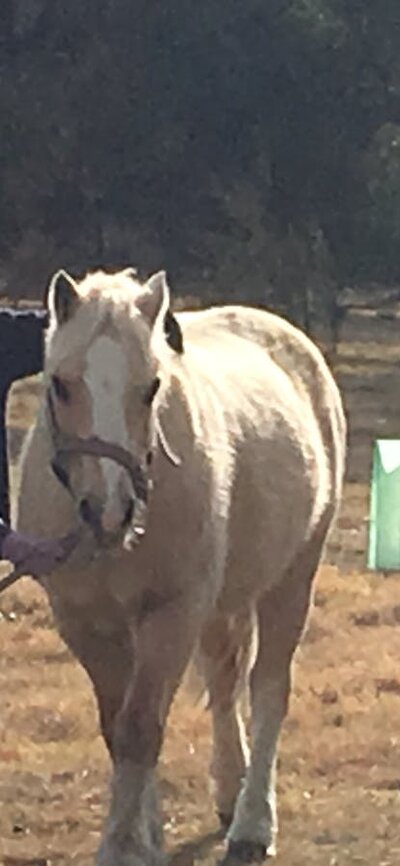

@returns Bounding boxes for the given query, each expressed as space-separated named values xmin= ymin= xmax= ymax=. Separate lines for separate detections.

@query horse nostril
xmin=79 ymin=497 xmax=94 ymax=525
xmin=51 ymin=458 xmax=70 ymax=490
xmin=122 ymin=498 xmax=134 ymax=528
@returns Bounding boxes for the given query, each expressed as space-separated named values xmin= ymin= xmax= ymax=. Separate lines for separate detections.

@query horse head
xmin=44 ymin=267 xmax=182 ymax=549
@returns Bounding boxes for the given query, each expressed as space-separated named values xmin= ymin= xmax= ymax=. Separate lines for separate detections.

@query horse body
xmin=16 ymin=269 xmax=346 ymax=865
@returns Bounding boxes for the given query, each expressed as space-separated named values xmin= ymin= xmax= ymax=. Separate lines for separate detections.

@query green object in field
xmin=368 ymin=440 xmax=400 ymax=570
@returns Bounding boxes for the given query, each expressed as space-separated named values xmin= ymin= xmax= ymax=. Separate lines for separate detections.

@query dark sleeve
xmin=0 ymin=518 xmax=11 ymax=559
xmin=0 ymin=309 xmax=48 ymax=387
xmin=0 ymin=389 xmax=8 ymax=522
xmin=0 ymin=517 xmax=10 ymax=553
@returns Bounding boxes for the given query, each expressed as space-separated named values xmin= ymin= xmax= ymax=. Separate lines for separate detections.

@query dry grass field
xmin=1 ymin=326 xmax=400 ymax=866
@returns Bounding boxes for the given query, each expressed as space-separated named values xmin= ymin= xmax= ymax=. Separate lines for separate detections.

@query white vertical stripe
xmin=85 ymin=335 xmax=129 ymax=524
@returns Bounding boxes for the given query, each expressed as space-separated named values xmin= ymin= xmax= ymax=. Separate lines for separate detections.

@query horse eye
xmin=52 ymin=375 xmax=70 ymax=403
xmin=144 ymin=377 xmax=160 ymax=406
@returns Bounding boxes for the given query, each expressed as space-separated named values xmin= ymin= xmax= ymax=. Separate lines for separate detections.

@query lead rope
xmin=0 ymin=564 xmax=27 ymax=593
xmin=123 ymin=414 xmax=181 ymax=552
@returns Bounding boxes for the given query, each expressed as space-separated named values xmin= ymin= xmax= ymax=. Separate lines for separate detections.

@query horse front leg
xmin=96 ymin=593 xmax=203 ymax=866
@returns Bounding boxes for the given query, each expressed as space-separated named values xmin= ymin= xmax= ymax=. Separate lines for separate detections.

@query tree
xmin=0 ymin=1 xmax=399 ymax=327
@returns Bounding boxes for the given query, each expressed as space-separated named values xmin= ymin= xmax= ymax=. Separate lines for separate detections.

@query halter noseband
xmin=46 ymin=390 xmax=151 ymax=544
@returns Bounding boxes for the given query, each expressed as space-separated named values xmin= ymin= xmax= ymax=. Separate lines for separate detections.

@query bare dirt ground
xmin=1 ymin=326 xmax=400 ymax=866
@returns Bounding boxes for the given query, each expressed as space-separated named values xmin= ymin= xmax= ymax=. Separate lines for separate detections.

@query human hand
xmin=1 ymin=528 xmax=80 ymax=579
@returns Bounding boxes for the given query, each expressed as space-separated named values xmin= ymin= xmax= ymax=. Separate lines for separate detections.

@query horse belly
xmin=220 ymin=427 xmax=328 ymax=609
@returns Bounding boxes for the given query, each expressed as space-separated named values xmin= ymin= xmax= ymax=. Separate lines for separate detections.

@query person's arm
xmin=0 ymin=309 xmax=81 ymax=583
xmin=0 ymin=517 xmax=80 ymax=579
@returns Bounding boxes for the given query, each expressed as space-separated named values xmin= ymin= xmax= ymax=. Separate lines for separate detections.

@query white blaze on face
xmin=85 ymin=335 xmax=130 ymax=532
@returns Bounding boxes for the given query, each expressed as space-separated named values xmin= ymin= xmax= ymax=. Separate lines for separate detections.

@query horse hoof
xmin=225 ymin=840 xmax=268 ymax=863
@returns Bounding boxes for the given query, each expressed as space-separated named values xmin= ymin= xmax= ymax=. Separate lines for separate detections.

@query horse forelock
xmin=76 ymin=268 xmax=140 ymax=301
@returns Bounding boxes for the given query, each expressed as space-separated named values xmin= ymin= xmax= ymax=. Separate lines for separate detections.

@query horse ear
xmin=135 ymin=271 xmax=170 ymax=327
xmin=164 ymin=309 xmax=184 ymax=354
xmin=47 ymin=270 xmax=80 ymax=325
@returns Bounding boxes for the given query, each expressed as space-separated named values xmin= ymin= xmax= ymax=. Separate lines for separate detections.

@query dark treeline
xmin=1 ymin=1 xmax=400 ymax=332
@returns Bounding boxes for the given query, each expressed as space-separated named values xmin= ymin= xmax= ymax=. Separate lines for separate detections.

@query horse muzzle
xmin=51 ymin=436 xmax=151 ymax=550
xmin=77 ymin=492 xmax=144 ymax=550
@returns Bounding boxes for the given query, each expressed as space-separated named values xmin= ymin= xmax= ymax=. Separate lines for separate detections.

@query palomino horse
xmin=16 ymin=268 xmax=346 ymax=865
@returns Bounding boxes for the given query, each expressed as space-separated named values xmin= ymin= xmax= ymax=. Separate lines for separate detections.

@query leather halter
xmin=46 ymin=390 xmax=150 ymax=507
